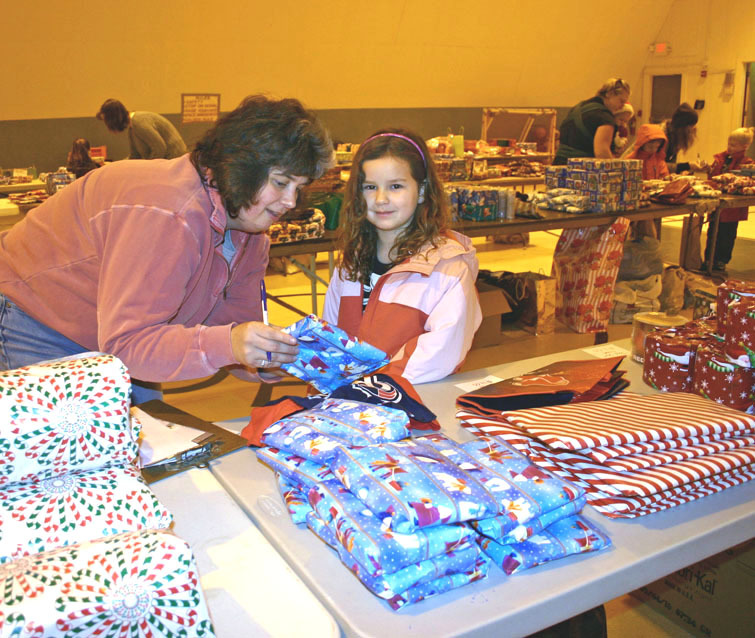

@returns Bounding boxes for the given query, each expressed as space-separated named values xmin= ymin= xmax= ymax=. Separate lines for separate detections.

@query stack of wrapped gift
xmin=643 ymin=279 xmax=755 ymax=413
xmin=254 ymin=399 xmax=610 ymax=610
xmin=544 ymin=158 xmax=642 ymax=213
xmin=0 ymin=354 xmax=214 ymax=636
xmin=457 ymin=392 xmax=755 ymax=518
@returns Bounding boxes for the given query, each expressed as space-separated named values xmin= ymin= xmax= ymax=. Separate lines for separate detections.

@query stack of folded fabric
xmin=0 ymin=353 xmax=215 ymax=636
xmin=458 ymin=392 xmax=755 ymax=518
xmin=255 ymin=408 xmax=611 ymax=609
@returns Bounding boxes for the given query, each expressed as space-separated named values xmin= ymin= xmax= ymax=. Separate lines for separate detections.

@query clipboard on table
xmin=136 ymin=399 xmax=248 ymax=484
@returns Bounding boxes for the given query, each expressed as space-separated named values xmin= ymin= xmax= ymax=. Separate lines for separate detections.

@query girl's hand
xmin=230 ymin=321 xmax=298 ymax=370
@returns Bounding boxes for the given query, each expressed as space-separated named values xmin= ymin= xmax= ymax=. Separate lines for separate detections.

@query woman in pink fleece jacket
xmin=0 ymin=95 xmax=332 ymax=403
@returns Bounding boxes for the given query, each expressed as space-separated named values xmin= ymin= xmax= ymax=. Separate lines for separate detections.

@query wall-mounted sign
xmin=181 ymin=94 xmax=220 ymax=124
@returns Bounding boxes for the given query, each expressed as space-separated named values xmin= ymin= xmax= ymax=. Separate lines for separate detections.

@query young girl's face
xmin=361 ymin=155 xmax=420 ymax=238
xmin=641 ymin=140 xmax=663 ymax=154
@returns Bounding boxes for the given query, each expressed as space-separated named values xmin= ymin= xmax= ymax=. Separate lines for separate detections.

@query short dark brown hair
xmin=190 ymin=95 xmax=333 ymax=218
xmin=96 ymin=99 xmax=130 ymax=132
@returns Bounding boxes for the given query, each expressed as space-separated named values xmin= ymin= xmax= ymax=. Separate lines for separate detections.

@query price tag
xmin=581 ymin=343 xmax=631 ymax=358
xmin=455 ymin=375 xmax=503 ymax=392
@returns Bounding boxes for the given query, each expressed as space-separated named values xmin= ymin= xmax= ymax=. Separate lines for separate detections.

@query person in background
xmin=66 ymin=138 xmax=101 ymax=178
xmin=323 ymin=128 xmax=481 ymax=384
xmin=553 ymin=78 xmax=631 ymax=165
xmin=0 ymin=95 xmax=333 ymax=403
xmin=612 ymin=103 xmax=635 ymax=155
xmin=96 ymin=98 xmax=188 ymax=160
xmin=704 ymin=126 xmax=755 ymax=273
xmin=662 ymin=103 xmax=706 ymax=173
xmin=627 ymin=124 xmax=669 ymax=180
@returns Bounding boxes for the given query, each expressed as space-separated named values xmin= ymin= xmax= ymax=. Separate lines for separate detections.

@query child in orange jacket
xmin=628 ymin=124 xmax=670 ymax=180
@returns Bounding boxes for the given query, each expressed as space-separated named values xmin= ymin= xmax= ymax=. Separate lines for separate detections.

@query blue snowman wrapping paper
xmin=281 ymin=315 xmax=390 ymax=393
xmin=478 ymin=514 xmax=611 ymax=574
xmin=308 ymin=479 xmax=477 ymax=577
xmin=454 ymin=435 xmax=587 ymax=543
xmin=260 ymin=397 xmax=409 ymax=462
xmin=330 ymin=436 xmax=501 ymax=533
xmin=256 ymin=446 xmax=335 ymax=487
xmin=306 ymin=509 xmax=488 ymax=610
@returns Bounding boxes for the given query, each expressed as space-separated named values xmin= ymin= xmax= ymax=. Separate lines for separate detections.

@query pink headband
xmin=362 ymin=133 xmax=426 ymax=167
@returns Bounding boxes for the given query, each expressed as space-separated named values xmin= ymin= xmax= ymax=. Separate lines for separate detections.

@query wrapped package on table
xmin=0 ymin=529 xmax=214 ymax=637
xmin=281 ymin=315 xmax=390 ymax=394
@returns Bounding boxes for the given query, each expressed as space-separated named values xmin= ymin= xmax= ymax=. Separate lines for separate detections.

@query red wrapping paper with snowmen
xmin=725 ymin=297 xmax=755 ymax=359
xmin=716 ymin=279 xmax=755 ymax=336
xmin=552 ymin=218 xmax=629 ymax=333
xmin=692 ymin=343 xmax=755 ymax=413
xmin=643 ymin=330 xmax=715 ymax=392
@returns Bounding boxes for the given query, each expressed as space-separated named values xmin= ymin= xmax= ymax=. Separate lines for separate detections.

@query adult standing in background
xmin=662 ymin=103 xmax=704 ymax=173
xmin=0 ymin=95 xmax=333 ymax=403
xmin=97 ymin=98 xmax=188 ymax=159
xmin=553 ymin=78 xmax=631 ymax=165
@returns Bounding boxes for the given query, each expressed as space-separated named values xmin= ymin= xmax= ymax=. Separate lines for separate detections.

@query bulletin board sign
xmin=181 ymin=94 xmax=221 ymax=124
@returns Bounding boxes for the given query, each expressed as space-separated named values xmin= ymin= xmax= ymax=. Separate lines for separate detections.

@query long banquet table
xmin=206 ymin=338 xmax=755 ymax=638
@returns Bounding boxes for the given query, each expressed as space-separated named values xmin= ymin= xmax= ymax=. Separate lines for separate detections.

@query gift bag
xmin=517 ymin=271 xmax=556 ymax=334
xmin=552 ymin=218 xmax=630 ymax=333
xmin=679 ymin=213 xmax=703 ymax=271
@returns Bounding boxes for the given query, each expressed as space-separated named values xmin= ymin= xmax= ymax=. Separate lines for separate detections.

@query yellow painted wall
xmin=641 ymin=0 xmax=755 ymax=161
xmin=1 ymin=0 xmax=674 ymax=120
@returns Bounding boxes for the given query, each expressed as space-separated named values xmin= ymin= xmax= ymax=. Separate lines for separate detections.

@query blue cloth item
xmin=0 ymin=293 xmax=160 ymax=405
xmin=281 ymin=315 xmax=390 ymax=393
xmin=329 ymin=436 xmax=501 ymax=533
xmin=256 ymin=446 xmax=335 ymax=487
xmin=260 ymin=398 xmax=410 ymax=462
xmin=453 ymin=435 xmax=586 ymax=542
xmin=306 ymin=510 xmax=486 ymax=607
xmin=308 ymin=479 xmax=477 ymax=577
xmin=478 ymin=514 xmax=612 ymax=575
xmin=274 ymin=473 xmax=312 ymax=525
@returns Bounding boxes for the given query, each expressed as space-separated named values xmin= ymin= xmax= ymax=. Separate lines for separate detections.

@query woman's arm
xmin=593 ymin=125 xmax=615 ymax=159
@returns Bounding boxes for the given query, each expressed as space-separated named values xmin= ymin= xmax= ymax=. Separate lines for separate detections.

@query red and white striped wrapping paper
xmin=501 ymin=393 xmax=755 ymax=451
xmin=456 ymin=401 xmax=755 ymax=518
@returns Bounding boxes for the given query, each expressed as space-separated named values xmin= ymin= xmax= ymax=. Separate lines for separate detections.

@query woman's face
xmin=604 ymin=89 xmax=630 ymax=113
xmin=226 ymin=169 xmax=309 ymax=233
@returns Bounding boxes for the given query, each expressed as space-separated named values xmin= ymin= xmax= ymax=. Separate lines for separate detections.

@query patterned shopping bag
xmin=552 ymin=218 xmax=630 ymax=333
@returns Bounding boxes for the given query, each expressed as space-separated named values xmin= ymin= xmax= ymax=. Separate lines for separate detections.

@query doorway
xmin=650 ymin=74 xmax=682 ymax=123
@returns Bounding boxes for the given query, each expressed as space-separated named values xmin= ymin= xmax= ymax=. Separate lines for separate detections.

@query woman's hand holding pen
xmin=230 ymin=321 xmax=298 ymax=372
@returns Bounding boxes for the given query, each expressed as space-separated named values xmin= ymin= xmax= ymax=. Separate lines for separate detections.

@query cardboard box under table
xmin=632 ymin=539 xmax=755 ymax=638
xmin=473 ymin=280 xmax=512 ymax=347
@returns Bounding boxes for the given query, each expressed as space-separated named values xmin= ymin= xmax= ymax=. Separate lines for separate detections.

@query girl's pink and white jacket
xmin=323 ymin=230 xmax=481 ymax=384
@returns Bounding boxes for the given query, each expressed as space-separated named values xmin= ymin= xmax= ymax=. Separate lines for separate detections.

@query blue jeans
xmin=0 ymin=293 xmax=161 ymax=405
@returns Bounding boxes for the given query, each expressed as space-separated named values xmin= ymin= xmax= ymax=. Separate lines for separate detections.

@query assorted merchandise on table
xmin=268 ymin=208 xmax=326 ymax=244
xmin=539 ymin=158 xmax=642 ymax=213
xmin=0 ymin=354 xmax=215 ymax=636
xmin=710 ymin=172 xmax=755 ymax=195
xmin=6 ymin=189 xmax=49 ymax=206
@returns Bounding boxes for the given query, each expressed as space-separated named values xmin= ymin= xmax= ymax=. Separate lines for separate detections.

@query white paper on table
xmin=455 ymin=375 xmax=504 ymax=392
xmin=581 ymin=343 xmax=631 ymax=359
xmin=132 ymin=407 xmax=208 ymax=466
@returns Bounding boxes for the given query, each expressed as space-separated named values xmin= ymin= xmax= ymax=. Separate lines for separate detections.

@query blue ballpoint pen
xmin=260 ymin=279 xmax=272 ymax=362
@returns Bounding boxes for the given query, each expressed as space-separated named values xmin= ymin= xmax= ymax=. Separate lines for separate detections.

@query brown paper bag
xmin=517 ymin=272 xmax=556 ymax=334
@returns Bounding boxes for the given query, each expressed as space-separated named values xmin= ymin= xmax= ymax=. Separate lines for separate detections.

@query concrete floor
xmin=164 ymin=213 xmax=755 ymax=637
